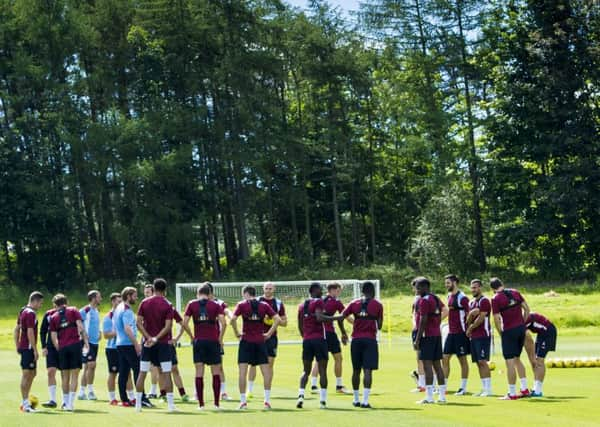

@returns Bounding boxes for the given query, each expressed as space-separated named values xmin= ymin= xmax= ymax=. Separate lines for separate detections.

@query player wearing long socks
xmin=79 ymin=290 xmax=102 ymax=401
xmin=40 ymin=300 xmax=59 ymax=408
xmin=182 ymin=283 xmax=226 ymax=410
xmin=342 ymin=281 xmax=383 ymax=409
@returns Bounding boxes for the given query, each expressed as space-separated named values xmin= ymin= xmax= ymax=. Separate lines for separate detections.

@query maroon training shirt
xmin=342 ymin=298 xmax=383 ymax=340
xmin=468 ymin=296 xmax=491 ymax=338
xmin=49 ymin=307 xmax=82 ymax=347
xmin=447 ymin=291 xmax=469 ymax=334
xmin=137 ymin=296 xmax=174 ymax=344
xmin=259 ymin=296 xmax=285 ymax=335
xmin=322 ymin=296 xmax=345 ymax=333
xmin=417 ymin=294 xmax=444 ymax=338
xmin=298 ymin=298 xmax=326 ymax=340
xmin=185 ymin=299 xmax=224 ymax=342
xmin=525 ymin=312 xmax=553 ymax=334
xmin=491 ymin=289 xmax=525 ymax=331
xmin=17 ymin=307 xmax=38 ymax=350
xmin=234 ymin=299 xmax=276 ymax=343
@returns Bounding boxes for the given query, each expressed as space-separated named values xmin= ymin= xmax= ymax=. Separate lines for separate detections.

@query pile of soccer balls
xmin=546 ymin=357 xmax=600 ymax=368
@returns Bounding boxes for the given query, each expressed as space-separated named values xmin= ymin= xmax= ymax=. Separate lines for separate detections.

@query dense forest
xmin=0 ymin=0 xmax=599 ymax=290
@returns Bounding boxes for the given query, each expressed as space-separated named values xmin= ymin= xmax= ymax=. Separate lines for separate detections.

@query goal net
xmin=175 ymin=279 xmax=380 ymax=345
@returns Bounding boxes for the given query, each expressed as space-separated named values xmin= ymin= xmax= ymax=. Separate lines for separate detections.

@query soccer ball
xmin=566 ymin=359 xmax=575 ymax=368
xmin=488 ymin=361 xmax=496 ymax=371
xmin=575 ymin=360 xmax=584 ymax=368
xmin=555 ymin=359 xmax=564 ymax=368
xmin=545 ymin=359 xmax=555 ymax=368
xmin=29 ymin=395 xmax=39 ymax=409
xmin=584 ymin=358 xmax=594 ymax=368
xmin=263 ymin=317 xmax=274 ymax=326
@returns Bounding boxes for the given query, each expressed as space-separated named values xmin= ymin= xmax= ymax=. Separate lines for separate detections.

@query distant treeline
xmin=0 ymin=0 xmax=598 ymax=289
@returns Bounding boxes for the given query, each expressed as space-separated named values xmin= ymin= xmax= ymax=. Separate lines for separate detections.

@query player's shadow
xmin=526 ymin=396 xmax=585 ymax=403
xmin=70 ymin=409 xmax=109 ymax=414
xmin=441 ymin=402 xmax=484 ymax=407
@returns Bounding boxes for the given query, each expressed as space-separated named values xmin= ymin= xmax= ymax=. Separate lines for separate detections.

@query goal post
xmin=175 ymin=279 xmax=381 ymax=346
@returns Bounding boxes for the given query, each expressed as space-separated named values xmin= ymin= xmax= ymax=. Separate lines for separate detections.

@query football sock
xmin=264 ymin=389 xmax=271 ymax=403
xmin=336 ymin=377 xmax=343 ymax=387
xmin=353 ymin=390 xmax=360 ymax=402
xmin=248 ymin=381 xmax=254 ymax=393
xmin=426 ymin=385 xmax=434 ymax=401
xmin=166 ymin=392 xmax=175 ymax=410
xmin=49 ymin=385 xmax=56 ymax=402
xmin=220 ymin=381 xmax=226 ymax=394
xmin=362 ymin=388 xmax=371 ymax=404
xmin=135 ymin=392 xmax=143 ymax=410
xmin=195 ymin=377 xmax=204 ymax=406
xmin=460 ymin=378 xmax=467 ymax=390
xmin=212 ymin=375 xmax=220 ymax=406
xmin=109 ymin=391 xmax=116 ymax=401
xmin=298 ymin=388 xmax=305 ymax=397
xmin=311 ymin=376 xmax=318 ymax=387
xmin=439 ymin=384 xmax=447 ymax=399
xmin=150 ymin=383 xmax=157 ymax=395
xmin=87 ymin=384 xmax=94 ymax=394
xmin=520 ymin=378 xmax=528 ymax=390
xmin=418 ymin=375 xmax=425 ymax=388
xmin=320 ymin=388 xmax=327 ymax=402
xmin=509 ymin=384 xmax=517 ymax=396
xmin=534 ymin=380 xmax=543 ymax=394
xmin=178 ymin=387 xmax=186 ymax=397
xmin=240 ymin=393 xmax=247 ymax=404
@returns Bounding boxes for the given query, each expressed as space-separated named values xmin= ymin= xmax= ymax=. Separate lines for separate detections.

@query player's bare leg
xmin=171 ymin=364 xmax=187 ymax=400
xmin=247 ymin=364 xmax=257 ymax=396
xmin=259 ymin=362 xmax=273 ymax=408
xmin=85 ymin=360 xmax=97 ymax=399
xmin=476 ymin=360 xmax=492 ymax=395
xmin=502 ymin=357 xmax=521 ymax=398
xmin=149 ymin=365 xmax=159 ymax=398
xmin=455 ymin=355 xmax=469 ymax=394
xmin=238 ymin=362 xmax=249 ymax=408
xmin=514 ymin=357 xmax=529 ymax=394
xmin=442 ymin=354 xmax=451 ymax=380
xmin=44 ymin=366 xmax=57 ymax=406
xmin=297 ymin=359 xmax=313 ymax=408
xmin=60 ymin=369 xmax=71 ymax=409
xmin=310 ymin=361 xmax=319 ymax=392
xmin=432 ymin=360 xmax=447 ymax=403
xmin=532 ymin=356 xmax=546 ymax=396
xmin=20 ymin=368 xmax=36 ymax=405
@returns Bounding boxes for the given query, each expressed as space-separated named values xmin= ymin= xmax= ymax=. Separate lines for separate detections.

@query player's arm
xmin=441 ymin=305 xmax=449 ymax=320
xmin=377 ymin=309 xmax=383 ymax=331
xmin=466 ymin=309 xmax=487 ymax=337
xmin=521 ymin=299 xmax=531 ymax=322
xmin=297 ymin=309 xmax=303 ymax=337
xmin=136 ymin=314 xmax=153 ymax=345
xmin=103 ymin=319 xmax=117 ymax=340
xmin=27 ymin=326 xmax=38 ymax=360
xmin=181 ymin=314 xmax=194 ymax=341
xmin=77 ymin=319 xmax=90 ymax=352
xmin=154 ymin=318 xmax=173 ymax=342
xmin=51 ymin=330 xmax=59 ymax=350
xmin=40 ymin=314 xmax=49 ymax=355
xmin=124 ymin=312 xmax=141 ymax=354
xmin=337 ymin=318 xmax=348 ymax=344
xmin=493 ymin=313 xmax=503 ymax=335
xmin=263 ymin=314 xmax=281 ymax=339
xmin=230 ymin=314 xmax=241 ymax=339
xmin=314 ymin=308 xmax=343 ymax=323
xmin=217 ymin=313 xmax=226 ymax=345
xmin=13 ymin=323 xmax=19 ymax=353
xmin=414 ymin=313 xmax=427 ymax=350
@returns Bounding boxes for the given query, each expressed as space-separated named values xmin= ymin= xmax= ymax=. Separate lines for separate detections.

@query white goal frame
xmin=175 ymin=279 xmax=381 ymax=346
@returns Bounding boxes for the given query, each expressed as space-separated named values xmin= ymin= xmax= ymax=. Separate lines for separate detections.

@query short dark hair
xmin=110 ymin=292 xmax=121 ymax=302
xmin=445 ymin=274 xmax=459 ymax=283
xmin=490 ymin=277 xmax=503 ymax=290
xmin=153 ymin=278 xmax=167 ymax=292
xmin=412 ymin=276 xmax=431 ymax=289
xmin=204 ymin=282 xmax=214 ymax=293
xmin=144 ymin=283 xmax=154 ymax=290
xmin=52 ymin=293 xmax=67 ymax=306
xmin=243 ymin=285 xmax=256 ymax=297
xmin=327 ymin=282 xmax=341 ymax=291
xmin=309 ymin=282 xmax=322 ymax=295
xmin=88 ymin=290 xmax=100 ymax=301
xmin=362 ymin=281 xmax=375 ymax=297
xmin=198 ymin=284 xmax=211 ymax=296
xmin=470 ymin=279 xmax=482 ymax=287
xmin=29 ymin=291 xmax=44 ymax=303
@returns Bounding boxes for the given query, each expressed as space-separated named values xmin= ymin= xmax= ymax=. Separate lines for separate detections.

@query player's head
xmin=153 ymin=278 xmax=167 ymax=295
xmin=489 ymin=277 xmax=504 ymax=293
xmin=361 ymin=281 xmax=375 ymax=298
xmin=198 ymin=283 xmax=211 ymax=299
xmin=263 ymin=281 xmax=275 ymax=298
xmin=198 ymin=282 xmax=214 ymax=299
xmin=242 ymin=285 xmax=257 ymax=300
xmin=143 ymin=283 xmax=154 ymax=298
xmin=413 ymin=277 xmax=430 ymax=296
xmin=121 ymin=286 xmax=138 ymax=305
xmin=52 ymin=293 xmax=68 ymax=307
xmin=88 ymin=290 xmax=102 ymax=305
xmin=327 ymin=282 xmax=342 ymax=298
xmin=444 ymin=274 xmax=459 ymax=292
xmin=309 ymin=282 xmax=322 ymax=298
xmin=470 ymin=279 xmax=483 ymax=297
xmin=28 ymin=291 xmax=44 ymax=310
xmin=110 ymin=292 xmax=121 ymax=308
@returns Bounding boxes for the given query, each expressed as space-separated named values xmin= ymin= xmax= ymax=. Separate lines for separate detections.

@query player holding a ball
xmin=465 ymin=279 xmax=493 ymax=397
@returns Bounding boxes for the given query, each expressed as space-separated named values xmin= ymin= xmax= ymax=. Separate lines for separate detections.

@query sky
xmin=286 ymin=0 xmax=361 ymax=13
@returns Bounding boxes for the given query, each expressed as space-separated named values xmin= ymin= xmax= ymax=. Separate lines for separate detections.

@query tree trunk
xmin=332 ymin=167 xmax=344 ymax=264
xmin=208 ymin=215 xmax=220 ymax=279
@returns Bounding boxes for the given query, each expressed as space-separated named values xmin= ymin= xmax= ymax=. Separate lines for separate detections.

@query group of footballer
xmin=14 ymin=279 xmax=383 ymax=413
xmin=411 ymin=275 xmax=557 ymax=404
xmin=14 ymin=274 xmax=556 ymax=414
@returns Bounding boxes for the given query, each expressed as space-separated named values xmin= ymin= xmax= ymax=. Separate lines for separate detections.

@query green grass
xmin=2 ymin=291 xmax=600 ymax=426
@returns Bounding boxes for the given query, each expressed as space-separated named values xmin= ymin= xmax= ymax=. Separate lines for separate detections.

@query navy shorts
xmin=326 ymin=331 xmax=342 ymax=354
xmin=19 ymin=348 xmax=36 ymax=370
xmin=238 ymin=340 xmax=268 ymax=366
xmin=106 ymin=348 xmax=119 ymax=373
xmin=443 ymin=333 xmax=470 ymax=356
xmin=59 ymin=342 xmax=83 ymax=370
xmin=501 ymin=325 xmax=526 ymax=360
xmin=171 ymin=345 xmax=179 ymax=365
xmin=265 ymin=335 xmax=278 ymax=358
xmin=419 ymin=336 xmax=443 ymax=361
xmin=46 ymin=347 xmax=59 ymax=369
xmin=141 ymin=343 xmax=172 ymax=367
xmin=302 ymin=338 xmax=328 ymax=362
xmin=351 ymin=338 xmax=379 ymax=370
xmin=535 ymin=325 xmax=557 ymax=358
xmin=193 ymin=340 xmax=222 ymax=365
xmin=470 ymin=337 xmax=491 ymax=362
xmin=82 ymin=343 xmax=99 ymax=363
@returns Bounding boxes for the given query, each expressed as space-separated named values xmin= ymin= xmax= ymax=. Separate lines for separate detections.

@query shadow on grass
xmin=440 ymin=402 xmax=484 ymax=407
xmin=70 ymin=409 xmax=109 ymax=414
